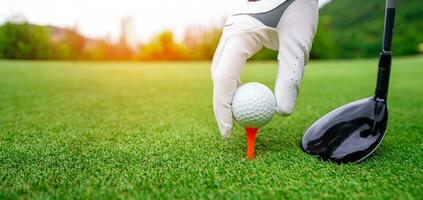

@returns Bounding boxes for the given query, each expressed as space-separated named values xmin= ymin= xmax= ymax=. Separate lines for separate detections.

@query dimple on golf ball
xmin=232 ymin=82 xmax=276 ymax=128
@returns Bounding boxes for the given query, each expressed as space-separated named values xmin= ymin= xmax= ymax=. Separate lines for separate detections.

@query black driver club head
xmin=301 ymin=0 xmax=396 ymax=163
xmin=301 ymin=97 xmax=388 ymax=163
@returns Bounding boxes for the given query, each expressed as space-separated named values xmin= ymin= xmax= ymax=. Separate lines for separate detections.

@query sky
xmin=0 ymin=0 xmax=331 ymax=43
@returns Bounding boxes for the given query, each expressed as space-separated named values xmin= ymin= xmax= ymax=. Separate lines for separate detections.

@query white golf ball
xmin=232 ymin=82 xmax=276 ymax=128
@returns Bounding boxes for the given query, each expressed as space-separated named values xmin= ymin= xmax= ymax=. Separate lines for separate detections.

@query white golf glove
xmin=211 ymin=0 xmax=319 ymax=138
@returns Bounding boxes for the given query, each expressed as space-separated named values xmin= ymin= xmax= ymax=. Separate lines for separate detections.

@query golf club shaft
xmin=376 ymin=0 xmax=396 ymax=99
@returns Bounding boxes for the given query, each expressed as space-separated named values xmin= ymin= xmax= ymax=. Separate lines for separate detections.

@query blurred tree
xmin=83 ymin=39 xmax=116 ymax=60
xmin=310 ymin=15 xmax=339 ymax=59
xmin=138 ymin=31 xmax=188 ymax=61
xmin=113 ymin=41 xmax=134 ymax=60
xmin=183 ymin=26 xmax=222 ymax=60
xmin=50 ymin=27 xmax=85 ymax=59
xmin=0 ymin=20 xmax=51 ymax=59
xmin=313 ymin=0 xmax=423 ymax=59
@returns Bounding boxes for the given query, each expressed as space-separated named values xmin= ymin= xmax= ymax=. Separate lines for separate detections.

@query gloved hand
xmin=211 ymin=0 xmax=319 ymax=138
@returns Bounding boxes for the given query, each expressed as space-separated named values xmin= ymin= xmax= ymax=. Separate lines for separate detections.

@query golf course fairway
xmin=0 ymin=57 xmax=422 ymax=198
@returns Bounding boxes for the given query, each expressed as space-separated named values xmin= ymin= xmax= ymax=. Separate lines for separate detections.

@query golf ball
xmin=232 ymin=82 xmax=276 ymax=128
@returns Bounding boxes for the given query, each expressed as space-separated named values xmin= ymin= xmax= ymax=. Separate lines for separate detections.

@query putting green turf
xmin=0 ymin=57 xmax=422 ymax=199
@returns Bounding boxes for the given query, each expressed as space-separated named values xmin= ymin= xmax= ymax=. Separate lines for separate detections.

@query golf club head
xmin=301 ymin=97 xmax=388 ymax=163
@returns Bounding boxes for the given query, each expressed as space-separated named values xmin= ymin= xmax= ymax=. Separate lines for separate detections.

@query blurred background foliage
xmin=0 ymin=0 xmax=421 ymax=61
xmin=0 ymin=20 xmax=222 ymax=61
xmin=310 ymin=0 xmax=423 ymax=59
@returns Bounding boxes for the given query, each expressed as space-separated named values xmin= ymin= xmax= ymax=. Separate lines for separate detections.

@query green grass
xmin=0 ymin=57 xmax=422 ymax=199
